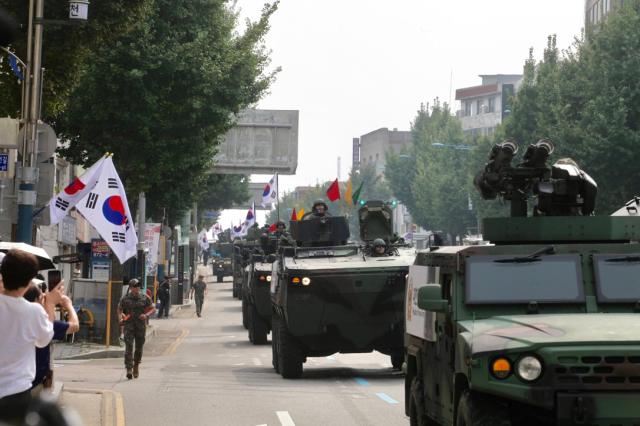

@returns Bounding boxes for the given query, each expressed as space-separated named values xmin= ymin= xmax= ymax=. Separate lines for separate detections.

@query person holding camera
xmin=118 ymin=279 xmax=155 ymax=380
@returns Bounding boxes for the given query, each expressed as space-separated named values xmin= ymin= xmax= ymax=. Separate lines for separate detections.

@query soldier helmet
xmin=312 ymin=199 xmax=328 ymax=212
xmin=128 ymin=278 xmax=141 ymax=287
xmin=373 ymin=238 xmax=386 ymax=248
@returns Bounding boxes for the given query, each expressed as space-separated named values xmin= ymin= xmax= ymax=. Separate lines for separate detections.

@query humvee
xmin=271 ymin=201 xmax=413 ymax=378
xmin=405 ymin=140 xmax=640 ymax=425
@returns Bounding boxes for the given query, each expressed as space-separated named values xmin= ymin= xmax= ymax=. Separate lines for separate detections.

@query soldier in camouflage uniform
xmin=118 ymin=279 xmax=155 ymax=379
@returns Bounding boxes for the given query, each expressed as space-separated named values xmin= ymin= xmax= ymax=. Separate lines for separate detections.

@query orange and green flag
xmin=352 ymin=181 xmax=364 ymax=205
xmin=297 ymin=208 xmax=305 ymax=219
xmin=344 ymin=178 xmax=353 ymax=205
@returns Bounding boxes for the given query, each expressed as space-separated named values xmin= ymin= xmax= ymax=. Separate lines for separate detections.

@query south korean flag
xmin=49 ymin=155 xmax=108 ymax=225
xmin=77 ymin=156 xmax=138 ymax=264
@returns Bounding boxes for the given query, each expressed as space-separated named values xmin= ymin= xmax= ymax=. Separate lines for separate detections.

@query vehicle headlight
xmin=301 ymin=277 xmax=311 ymax=286
xmin=490 ymin=357 xmax=512 ymax=380
xmin=266 ymin=275 xmax=272 ymax=282
xmin=517 ymin=356 xmax=543 ymax=381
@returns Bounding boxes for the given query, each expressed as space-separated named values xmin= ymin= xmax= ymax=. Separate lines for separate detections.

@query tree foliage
xmin=386 ymin=102 xmax=476 ymax=237
xmin=503 ymin=2 xmax=640 ymax=213
xmin=0 ymin=0 xmax=147 ymax=119
xmin=56 ymin=0 xmax=279 ymax=223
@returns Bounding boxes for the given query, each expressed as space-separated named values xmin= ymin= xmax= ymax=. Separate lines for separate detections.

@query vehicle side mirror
xmin=417 ymin=284 xmax=448 ymax=313
xmin=266 ymin=254 xmax=277 ymax=263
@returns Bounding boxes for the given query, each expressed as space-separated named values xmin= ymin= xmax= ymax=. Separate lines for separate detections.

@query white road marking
xmin=253 ymin=358 xmax=262 ymax=366
xmin=233 ymin=363 xmax=245 ymax=366
xmin=326 ymin=355 xmax=336 ymax=361
xmin=276 ymin=411 xmax=296 ymax=426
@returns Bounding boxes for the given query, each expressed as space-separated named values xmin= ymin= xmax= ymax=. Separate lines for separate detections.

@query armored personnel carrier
xmin=242 ymin=234 xmax=279 ymax=344
xmin=231 ymin=227 xmax=262 ymax=300
xmin=405 ymin=140 xmax=640 ymax=426
xmin=270 ymin=201 xmax=413 ymax=378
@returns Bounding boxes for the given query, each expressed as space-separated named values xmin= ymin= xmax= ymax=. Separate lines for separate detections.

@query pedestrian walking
xmin=157 ymin=276 xmax=171 ymax=318
xmin=0 ymin=250 xmax=53 ymax=422
xmin=190 ymin=274 xmax=207 ymax=318
xmin=118 ymin=279 xmax=155 ymax=380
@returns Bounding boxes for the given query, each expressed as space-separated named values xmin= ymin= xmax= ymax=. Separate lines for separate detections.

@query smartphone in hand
xmin=47 ymin=270 xmax=62 ymax=292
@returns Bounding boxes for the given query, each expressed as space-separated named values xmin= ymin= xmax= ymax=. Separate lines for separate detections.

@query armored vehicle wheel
xmin=249 ymin=303 xmax=268 ymax=345
xmin=391 ymin=353 xmax=404 ymax=370
xmin=275 ymin=315 xmax=303 ymax=379
xmin=241 ymin=297 xmax=249 ymax=329
xmin=232 ymin=286 xmax=239 ymax=298
xmin=409 ymin=378 xmax=438 ymax=426
xmin=456 ymin=390 xmax=510 ymax=426
xmin=271 ymin=314 xmax=280 ymax=373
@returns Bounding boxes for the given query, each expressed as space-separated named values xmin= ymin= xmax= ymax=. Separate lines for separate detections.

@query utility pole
xmin=16 ymin=0 xmax=44 ymax=243
xmin=137 ymin=192 xmax=146 ymax=290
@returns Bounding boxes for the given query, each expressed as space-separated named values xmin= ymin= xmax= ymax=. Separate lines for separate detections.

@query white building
xmin=455 ymin=74 xmax=522 ymax=139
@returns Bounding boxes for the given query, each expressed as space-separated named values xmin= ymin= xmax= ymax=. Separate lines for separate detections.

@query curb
xmin=56 ymin=326 xmax=157 ymax=361
xmin=63 ymin=388 xmax=125 ymax=426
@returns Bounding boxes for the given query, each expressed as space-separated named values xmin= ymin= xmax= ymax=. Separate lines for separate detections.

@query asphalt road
xmin=56 ymin=277 xmax=408 ymax=426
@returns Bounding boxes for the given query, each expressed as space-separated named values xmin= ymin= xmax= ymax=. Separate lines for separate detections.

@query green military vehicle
xmin=242 ymin=234 xmax=279 ymax=344
xmin=405 ymin=140 xmax=640 ymax=425
xmin=271 ymin=201 xmax=414 ymax=378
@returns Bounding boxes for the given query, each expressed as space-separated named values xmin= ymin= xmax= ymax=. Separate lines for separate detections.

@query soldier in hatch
xmin=303 ymin=199 xmax=331 ymax=220
xmin=118 ymin=279 xmax=155 ymax=380
xmin=371 ymin=238 xmax=388 ymax=257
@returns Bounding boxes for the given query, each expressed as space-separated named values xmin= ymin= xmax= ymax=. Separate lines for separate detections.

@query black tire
xmin=409 ymin=378 xmax=438 ymax=426
xmin=456 ymin=390 xmax=510 ymax=426
xmin=276 ymin=316 xmax=303 ymax=379
xmin=391 ymin=353 xmax=404 ymax=370
xmin=242 ymin=297 xmax=249 ymax=329
xmin=249 ymin=303 xmax=268 ymax=345
xmin=271 ymin=314 xmax=280 ymax=373
xmin=232 ymin=286 xmax=239 ymax=298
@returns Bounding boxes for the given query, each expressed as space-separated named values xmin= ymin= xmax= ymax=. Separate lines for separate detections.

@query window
xmin=465 ymin=255 xmax=584 ymax=304
xmin=464 ymin=101 xmax=471 ymax=117
xmin=488 ymin=97 xmax=495 ymax=113
xmin=476 ymin=99 xmax=482 ymax=115
xmin=593 ymin=254 xmax=640 ymax=302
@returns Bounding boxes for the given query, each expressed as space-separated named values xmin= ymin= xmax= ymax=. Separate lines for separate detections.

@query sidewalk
xmin=59 ymin=388 xmax=124 ymax=426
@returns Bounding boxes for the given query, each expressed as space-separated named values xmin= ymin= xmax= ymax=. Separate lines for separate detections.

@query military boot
xmin=126 ymin=368 xmax=133 ymax=380
xmin=133 ymin=363 xmax=140 ymax=379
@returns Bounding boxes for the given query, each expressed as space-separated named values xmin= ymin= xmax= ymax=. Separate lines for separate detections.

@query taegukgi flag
xmin=76 ymin=156 xmax=137 ymax=263
xmin=49 ymin=155 xmax=108 ymax=225
xmin=261 ymin=174 xmax=277 ymax=207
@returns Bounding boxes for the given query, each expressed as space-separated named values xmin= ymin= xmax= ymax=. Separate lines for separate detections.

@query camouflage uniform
xmin=119 ymin=292 xmax=152 ymax=369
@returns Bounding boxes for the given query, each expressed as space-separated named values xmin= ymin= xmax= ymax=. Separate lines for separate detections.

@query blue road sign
xmin=0 ymin=154 xmax=8 ymax=172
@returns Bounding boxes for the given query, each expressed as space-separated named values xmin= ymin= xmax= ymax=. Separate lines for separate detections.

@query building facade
xmin=585 ymin=0 xmax=624 ymax=27
xmin=353 ymin=128 xmax=412 ymax=175
xmin=455 ymin=74 xmax=522 ymax=138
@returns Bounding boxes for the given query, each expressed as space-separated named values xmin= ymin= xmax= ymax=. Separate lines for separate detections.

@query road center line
xmin=354 ymin=377 xmax=370 ymax=386
xmin=276 ymin=411 xmax=296 ymax=426
xmin=375 ymin=392 xmax=399 ymax=404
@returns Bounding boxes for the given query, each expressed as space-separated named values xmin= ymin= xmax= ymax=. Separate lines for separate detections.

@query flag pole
xmin=276 ymin=172 xmax=280 ymax=223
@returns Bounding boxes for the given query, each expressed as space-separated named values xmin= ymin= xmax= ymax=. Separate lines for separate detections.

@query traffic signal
xmin=390 ymin=200 xmax=398 ymax=209
xmin=359 ymin=199 xmax=366 ymax=206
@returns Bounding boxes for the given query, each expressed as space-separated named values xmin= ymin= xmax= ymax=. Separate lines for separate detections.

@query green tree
xmin=386 ymin=102 xmax=476 ymax=238
xmin=57 ymin=0 xmax=279 ymax=224
xmin=502 ymin=2 xmax=640 ymax=213
xmin=0 ymin=0 xmax=147 ymax=118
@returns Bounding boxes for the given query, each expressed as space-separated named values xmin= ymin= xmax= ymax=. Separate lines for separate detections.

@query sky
xmin=219 ymin=0 xmax=585 ymax=228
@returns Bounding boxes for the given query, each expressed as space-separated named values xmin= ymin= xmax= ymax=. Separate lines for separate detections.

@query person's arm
xmin=32 ymin=303 xmax=54 ymax=348
xmin=140 ymin=296 xmax=155 ymax=320
xmin=60 ymin=295 xmax=79 ymax=334
xmin=204 ymin=283 xmax=208 ymax=296
xmin=43 ymin=285 xmax=63 ymax=322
